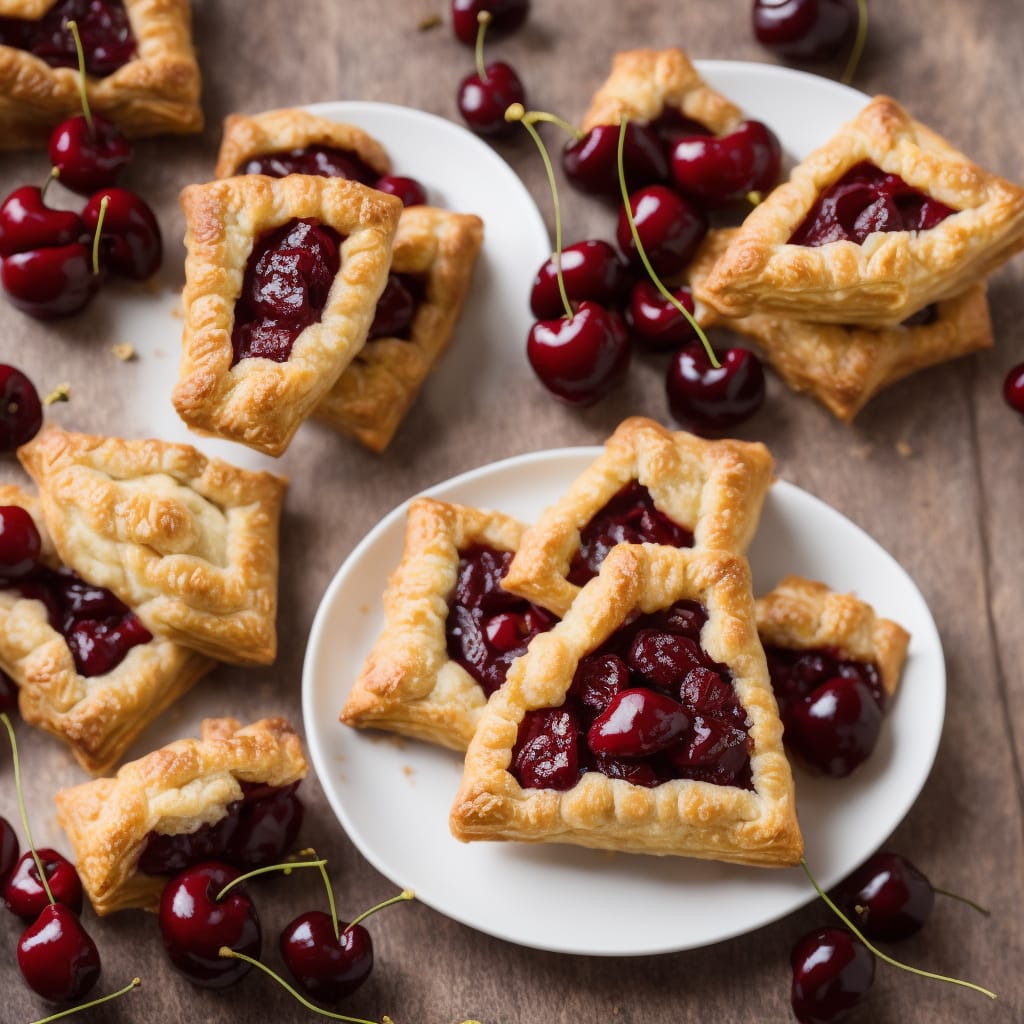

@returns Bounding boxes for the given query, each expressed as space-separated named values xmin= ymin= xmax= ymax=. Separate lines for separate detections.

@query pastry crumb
xmin=417 ymin=13 xmax=442 ymax=30
xmin=170 ymin=304 xmax=184 ymax=320
xmin=360 ymin=603 xmax=370 ymax=614
xmin=111 ymin=343 xmax=136 ymax=362
xmin=847 ymin=443 xmax=873 ymax=459
xmin=896 ymin=440 xmax=913 ymax=457
xmin=43 ymin=383 xmax=71 ymax=405
xmin=401 ymin=765 xmax=416 ymax=785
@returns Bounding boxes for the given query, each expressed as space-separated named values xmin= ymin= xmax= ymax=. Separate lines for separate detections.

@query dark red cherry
xmin=1003 ymin=362 xmax=1024 ymax=416
xmin=562 ymin=122 xmax=668 ymax=197
xmin=280 ymin=911 xmax=373 ymax=1003
xmin=530 ymin=240 xmax=630 ymax=320
xmin=670 ymin=121 xmax=782 ymax=205
xmin=0 ymin=186 xmax=85 ymax=258
xmin=0 ymin=816 xmax=19 ymax=886
xmin=569 ymin=653 xmax=630 ymax=721
xmin=511 ymin=706 xmax=580 ymax=790
xmin=666 ymin=344 xmax=766 ymax=432
xmin=4 ymin=848 xmax=83 ymax=922
xmin=374 ymin=175 xmax=427 ymax=207
xmin=368 ymin=274 xmax=417 ymax=340
xmin=0 ymin=504 xmax=42 ymax=580
xmin=457 ymin=61 xmax=526 ymax=137
xmin=587 ymin=689 xmax=690 ymax=758
xmin=1 ymin=242 xmax=99 ymax=320
xmin=452 ymin=0 xmax=529 ymax=44
xmin=787 ymin=676 xmax=883 ymax=777
xmin=158 ymin=861 xmax=261 ymax=989
xmin=0 ymin=670 xmax=17 ymax=716
xmin=17 ymin=903 xmax=101 ymax=1004
xmin=626 ymin=280 xmax=698 ymax=350
xmin=49 ymin=114 xmax=132 ymax=196
xmin=628 ymin=630 xmax=709 ymax=689
xmin=790 ymin=927 xmax=875 ymax=1024
xmin=0 ymin=366 xmax=43 ymax=451
xmin=616 ymin=185 xmax=707 ymax=277
xmin=82 ymin=187 xmax=161 ymax=280
xmin=226 ymin=785 xmax=304 ymax=871
xmin=752 ymin=0 xmax=858 ymax=60
xmin=527 ymin=300 xmax=630 ymax=405
xmin=835 ymin=851 xmax=935 ymax=941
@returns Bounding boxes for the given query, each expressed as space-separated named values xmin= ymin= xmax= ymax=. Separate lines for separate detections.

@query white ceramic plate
xmin=303 ymin=447 xmax=945 ymax=956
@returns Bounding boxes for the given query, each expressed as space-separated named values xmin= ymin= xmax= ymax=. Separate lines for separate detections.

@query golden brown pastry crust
xmin=697 ymin=96 xmax=1024 ymax=326
xmin=755 ymin=575 xmax=910 ymax=700
xmin=502 ymin=417 xmax=774 ymax=618
xmin=341 ymin=498 xmax=527 ymax=751
xmin=172 ymin=174 xmax=403 ymax=456
xmin=55 ymin=717 xmax=307 ymax=915
xmin=314 ymin=206 xmax=484 ymax=451
xmin=213 ymin=107 xmax=392 ymax=180
xmin=18 ymin=427 xmax=287 ymax=666
xmin=0 ymin=0 xmax=202 ymax=148
xmin=581 ymin=47 xmax=742 ymax=135
xmin=0 ymin=484 xmax=214 ymax=774
xmin=450 ymin=545 xmax=803 ymax=866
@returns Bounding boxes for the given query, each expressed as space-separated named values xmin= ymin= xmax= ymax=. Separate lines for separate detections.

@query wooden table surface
xmin=2 ymin=1 xmax=1023 ymax=1021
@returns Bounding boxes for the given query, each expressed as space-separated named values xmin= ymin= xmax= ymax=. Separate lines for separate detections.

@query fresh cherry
xmin=0 ymin=815 xmax=19 ymax=886
xmin=49 ymin=113 xmax=131 ymax=196
xmin=159 ymin=861 xmax=261 ymax=988
xmin=4 ymin=848 xmax=83 ymax=921
xmin=790 ymin=926 xmax=875 ymax=1024
xmin=626 ymin=280 xmax=698 ymax=350
xmin=1003 ymin=362 xmax=1024 ymax=416
xmin=0 ymin=185 xmax=85 ymax=258
xmin=530 ymin=240 xmax=630 ymax=319
xmin=458 ymin=60 xmax=525 ymax=137
xmin=527 ymin=300 xmax=630 ymax=405
xmin=17 ymin=902 xmax=101 ymax=1003
xmin=834 ymin=851 xmax=935 ymax=941
xmin=587 ymin=688 xmax=690 ymax=758
xmin=563 ymin=121 xmax=668 ymax=197
xmin=0 ymin=671 xmax=17 ymax=716
xmin=280 ymin=911 xmax=373 ymax=1002
xmin=752 ymin=0 xmax=858 ymax=59
xmin=1 ymin=242 xmax=100 ymax=319
xmin=666 ymin=343 xmax=766 ymax=432
xmin=616 ymin=185 xmax=707 ymax=276
xmin=0 ymin=504 xmax=42 ymax=579
xmin=452 ymin=0 xmax=529 ymax=44
xmin=670 ymin=120 xmax=782 ymax=205
xmin=82 ymin=187 xmax=161 ymax=280
xmin=374 ymin=174 xmax=427 ymax=207
xmin=0 ymin=366 xmax=43 ymax=451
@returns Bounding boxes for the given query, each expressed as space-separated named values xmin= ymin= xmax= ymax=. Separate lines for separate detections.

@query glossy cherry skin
xmin=452 ymin=0 xmax=529 ymax=44
xmin=835 ymin=851 xmax=935 ymax=941
xmin=374 ymin=174 xmax=427 ymax=207
xmin=0 ymin=816 xmax=19 ymax=886
xmin=17 ymin=903 xmax=101 ymax=1003
xmin=0 ymin=366 xmax=43 ymax=452
xmin=82 ymin=187 xmax=162 ymax=280
xmin=1 ymin=243 xmax=99 ymax=320
xmin=791 ymin=927 xmax=875 ymax=1024
xmin=0 ymin=504 xmax=42 ymax=579
xmin=626 ymin=280 xmax=698 ymax=350
xmin=457 ymin=61 xmax=525 ymax=137
xmin=0 ymin=186 xmax=85 ymax=258
xmin=527 ymin=300 xmax=630 ymax=405
xmin=530 ymin=240 xmax=630 ymax=319
xmin=587 ymin=688 xmax=690 ymax=758
xmin=752 ymin=0 xmax=858 ymax=59
xmin=49 ymin=114 xmax=131 ymax=196
xmin=563 ymin=121 xmax=668 ymax=198
xmin=616 ymin=185 xmax=707 ymax=276
xmin=281 ymin=911 xmax=374 ymax=1002
xmin=511 ymin=706 xmax=580 ymax=789
xmin=159 ymin=861 xmax=261 ymax=989
xmin=666 ymin=344 xmax=766 ymax=432
xmin=1003 ymin=363 xmax=1024 ymax=416
xmin=4 ymin=849 xmax=83 ymax=921
xmin=0 ymin=670 xmax=17 ymax=716
xmin=670 ymin=121 xmax=782 ymax=205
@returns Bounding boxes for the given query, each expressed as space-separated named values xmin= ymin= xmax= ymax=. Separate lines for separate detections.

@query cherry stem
xmin=28 ymin=977 xmax=141 ymax=1024
xmin=800 ymin=858 xmax=997 ymax=1001
xmin=90 ymin=195 xmax=108 ymax=277
xmin=615 ymin=116 xmax=719 ymax=369
xmin=300 ymin=845 xmax=342 ymax=943
xmin=215 ymin=857 xmax=328 ymax=903
xmin=1 ymin=713 xmax=55 ymax=907
xmin=345 ymin=888 xmax=415 ymax=934
xmin=840 ymin=0 xmax=869 ymax=84
xmin=40 ymin=166 xmax=59 ymax=202
xmin=932 ymin=885 xmax=991 ymax=917
xmin=506 ymin=103 xmax=572 ymax=319
xmin=65 ymin=20 xmax=94 ymax=138
xmin=474 ymin=10 xmax=490 ymax=81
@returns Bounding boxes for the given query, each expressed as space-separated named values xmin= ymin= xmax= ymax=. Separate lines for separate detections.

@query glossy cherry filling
xmin=445 ymin=545 xmax=558 ymax=697
xmin=567 ymin=481 xmax=694 ymax=586
xmin=2 ymin=565 xmax=151 ymax=677
xmin=0 ymin=0 xmax=137 ymax=77
xmin=789 ymin=161 xmax=957 ymax=247
xmin=138 ymin=781 xmax=304 ymax=876
xmin=765 ymin=644 xmax=886 ymax=719
xmin=648 ymin=108 xmax=710 ymax=147
xmin=231 ymin=218 xmax=343 ymax=365
xmin=366 ymin=272 xmax=426 ymax=341
xmin=511 ymin=600 xmax=753 ymax=790
xmin=238 ymin=146 xmax=379 ymax=185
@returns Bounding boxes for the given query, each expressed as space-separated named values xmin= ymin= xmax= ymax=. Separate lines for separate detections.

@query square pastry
xmin=697 ymin=95 xmax=1024 ymax=326
xmin=55 ymin=717 xmax=307 ymax=914
xmin=341 ymin=498 xmax=557 ymax=751
xmin=502 ymin=417 xmax=773 ymax=619
xmin=18 ymin=427 xmax=287 ymax=666
xmin=0 ymin=484 xmax=213 ymax=774
xmin=172 ymin=174 xmax=403 ymax=456
xmin=0 ymin=0 xmax=203 ymax=148
xmin=450 ymin=544 xmax=803 ymax=865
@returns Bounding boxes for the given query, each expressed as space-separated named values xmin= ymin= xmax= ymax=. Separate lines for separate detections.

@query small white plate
xmin=303 ymin=447 xmax=945 ymax=956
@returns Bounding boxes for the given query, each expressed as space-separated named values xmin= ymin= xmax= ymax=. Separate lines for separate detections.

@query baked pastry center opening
xmin=237 ymin=145 xmax=379 ymax=185
xmin=511 ymin=600 xmax=753 ymax=791
xmin=568 ymin=481 xmax=694 ymax=586
xmin=0 ymin=0 xmax=137 ymax=77
xmin=445 ymin=544 xmax=558 ymax=697
xmin=789 ymin=161 xmax=957 ymax=247
xmin=231 ymin=217 xmax=344 ymax=365
xmin=366 ymin=272 xmax=427 ymax=342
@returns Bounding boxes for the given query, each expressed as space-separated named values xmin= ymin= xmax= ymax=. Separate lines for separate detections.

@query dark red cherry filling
xmin=790 ymin=161 xmax=957 ymax=247
xmin=0 ymin=0 xmax=136 ymax=77
xmin=138 ymin=781 xmax=304 ymax=876
xmin=238 ymin=146 xmax=379 ymax=185
xmin=648 ymin=108 xmax=711 ymax=147
xmin=231 ymin=218 xmax=343 ymax=365
xmin=512 ymin=600 xmax=753 ymax=791
xmin=445 ymin=545 xmax=558 ymax=697
xmin=366 ymin=272 xmax=426 ymax=341
xmin=567 ymin=481 xmax=694 ymax=586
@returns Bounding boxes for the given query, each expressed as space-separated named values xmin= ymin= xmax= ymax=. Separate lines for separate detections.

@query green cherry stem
xmin=65 ymin=20 xmax=94 ymax=137
xmin=615 ymin=116 xmax=719 ymax=369
xmin=932 ymin=886 xmax=991 ymax=917
xmin=215 ymin=857 xmax=328 ymax=903
xmin=28 ymin=977 xmax=141 ymax=1024
xmin=474 ymin=11 xmax=491 ymax=81
xmin=1 ymin=712 xmax=55 ymax=907
xmin=90 ymin=195 xmax=108 ymax=276
xmin=298 ymin=846 xmax=343 ymax=943
xmin=345 ymin=888 xmax=415 ymax=933
xmin=40 ymin=166 xmax=60 ymax=202
xmin=800 ymin=858 xmax=997 ymax=1001
xmin=840 ymin=0 xmax=869 ymax=85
